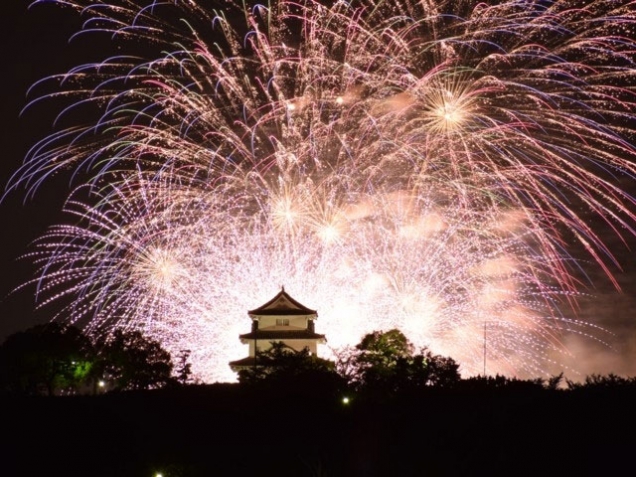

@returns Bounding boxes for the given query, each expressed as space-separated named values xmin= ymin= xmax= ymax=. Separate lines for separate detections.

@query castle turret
xmin=229 ymin=287 xmax=326 ymax=371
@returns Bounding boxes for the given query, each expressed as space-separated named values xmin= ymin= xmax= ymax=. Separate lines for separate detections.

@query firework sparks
xmin=7 ymin=0 xmax=636 ymax=381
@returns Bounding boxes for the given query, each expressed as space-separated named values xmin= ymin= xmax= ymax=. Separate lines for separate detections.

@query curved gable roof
xmin=248 ymin=287 xmax=317 ymax=316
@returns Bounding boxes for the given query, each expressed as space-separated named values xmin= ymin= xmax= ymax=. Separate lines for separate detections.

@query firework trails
xmin=9 ymin=0 xmax=636 ymax=381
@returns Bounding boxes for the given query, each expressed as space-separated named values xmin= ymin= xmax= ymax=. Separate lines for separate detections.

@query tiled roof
xmin=228 ymin=356 xmax=257 ymax=368
xmin=239 ymin=330 xmax=326 ymax=341
xmin=248 ymin=288 xmax=317 ymax=316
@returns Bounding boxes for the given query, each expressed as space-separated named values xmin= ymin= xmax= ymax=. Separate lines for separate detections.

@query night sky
xmin=1 ymin=1 xmax=635 ymax=380
xmin=0 ymin=2 xmax=80 ymax=337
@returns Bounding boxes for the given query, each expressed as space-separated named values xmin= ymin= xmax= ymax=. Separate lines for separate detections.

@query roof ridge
xmin=248 ymin=288 xmax=317 ymax=316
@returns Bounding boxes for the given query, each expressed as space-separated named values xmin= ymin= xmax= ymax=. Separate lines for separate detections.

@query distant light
xmin=98 ymin=380 xmax=106 ymax=388
xmin=155 ymin=473 xmax=163 ymax=477
xmin=342 ymin=396 xmax=350 ymax=405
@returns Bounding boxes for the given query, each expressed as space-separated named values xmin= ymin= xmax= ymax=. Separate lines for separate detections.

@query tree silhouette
xmin=237 ymin=342 xmax=346 ymax=396
xmin=567 ymin=373 xmax=636 ymax=390
xmin=0 ymin=323 xmax=95 ymax=395
xmin=175 ymin=349 xmax=193 ymax=385
xmin=96 ymin=329 xmax=174 ymax=391
xmin=345 ymin=329 xmax=460 ymax=395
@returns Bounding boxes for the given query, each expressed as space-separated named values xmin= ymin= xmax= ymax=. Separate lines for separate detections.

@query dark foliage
xmin=459 ymin=374 xmax=547 ymax=392
xmin=566 ymin=373 xmax=636 ymax=390
xmin=0 ymin=325 xmax=175 ymax=395
xmin=241 ymin=330 xmax=462 ymax=400
xmin=341 ymin=329 xmax=461 ymax=396
xmin=0 ymin=322 xmax=94 ymax=395
xmin=3 ymin=324 xmax=636 ymax=476
xmin=95 ymin=329 xmax=174 ymax=391
xmin=175 ymin=349 xmax=194 ymax=385
xmin=237 ymin=342 xmax=347 ymax=397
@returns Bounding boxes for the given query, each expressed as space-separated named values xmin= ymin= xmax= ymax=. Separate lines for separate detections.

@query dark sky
xmin=1 ymin=1 xmax=635 ymax=379
xmin=0 ymin=1 xmax=84 ymax=337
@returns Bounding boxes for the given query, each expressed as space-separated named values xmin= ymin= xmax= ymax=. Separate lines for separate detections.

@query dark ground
xmin=4 ymin=383 xmax=635 ymax=477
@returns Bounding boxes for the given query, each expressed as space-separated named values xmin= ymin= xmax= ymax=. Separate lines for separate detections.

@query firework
xmin=8 ymin=0 xmax=636 ymax=381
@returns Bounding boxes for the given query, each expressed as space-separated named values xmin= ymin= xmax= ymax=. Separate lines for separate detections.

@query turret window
xmin=276 ymin=318 xmax=290 ymax=326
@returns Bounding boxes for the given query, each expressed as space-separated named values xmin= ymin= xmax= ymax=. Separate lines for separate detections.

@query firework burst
xmin=7 ymin=0 xmax=636 ymax=381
